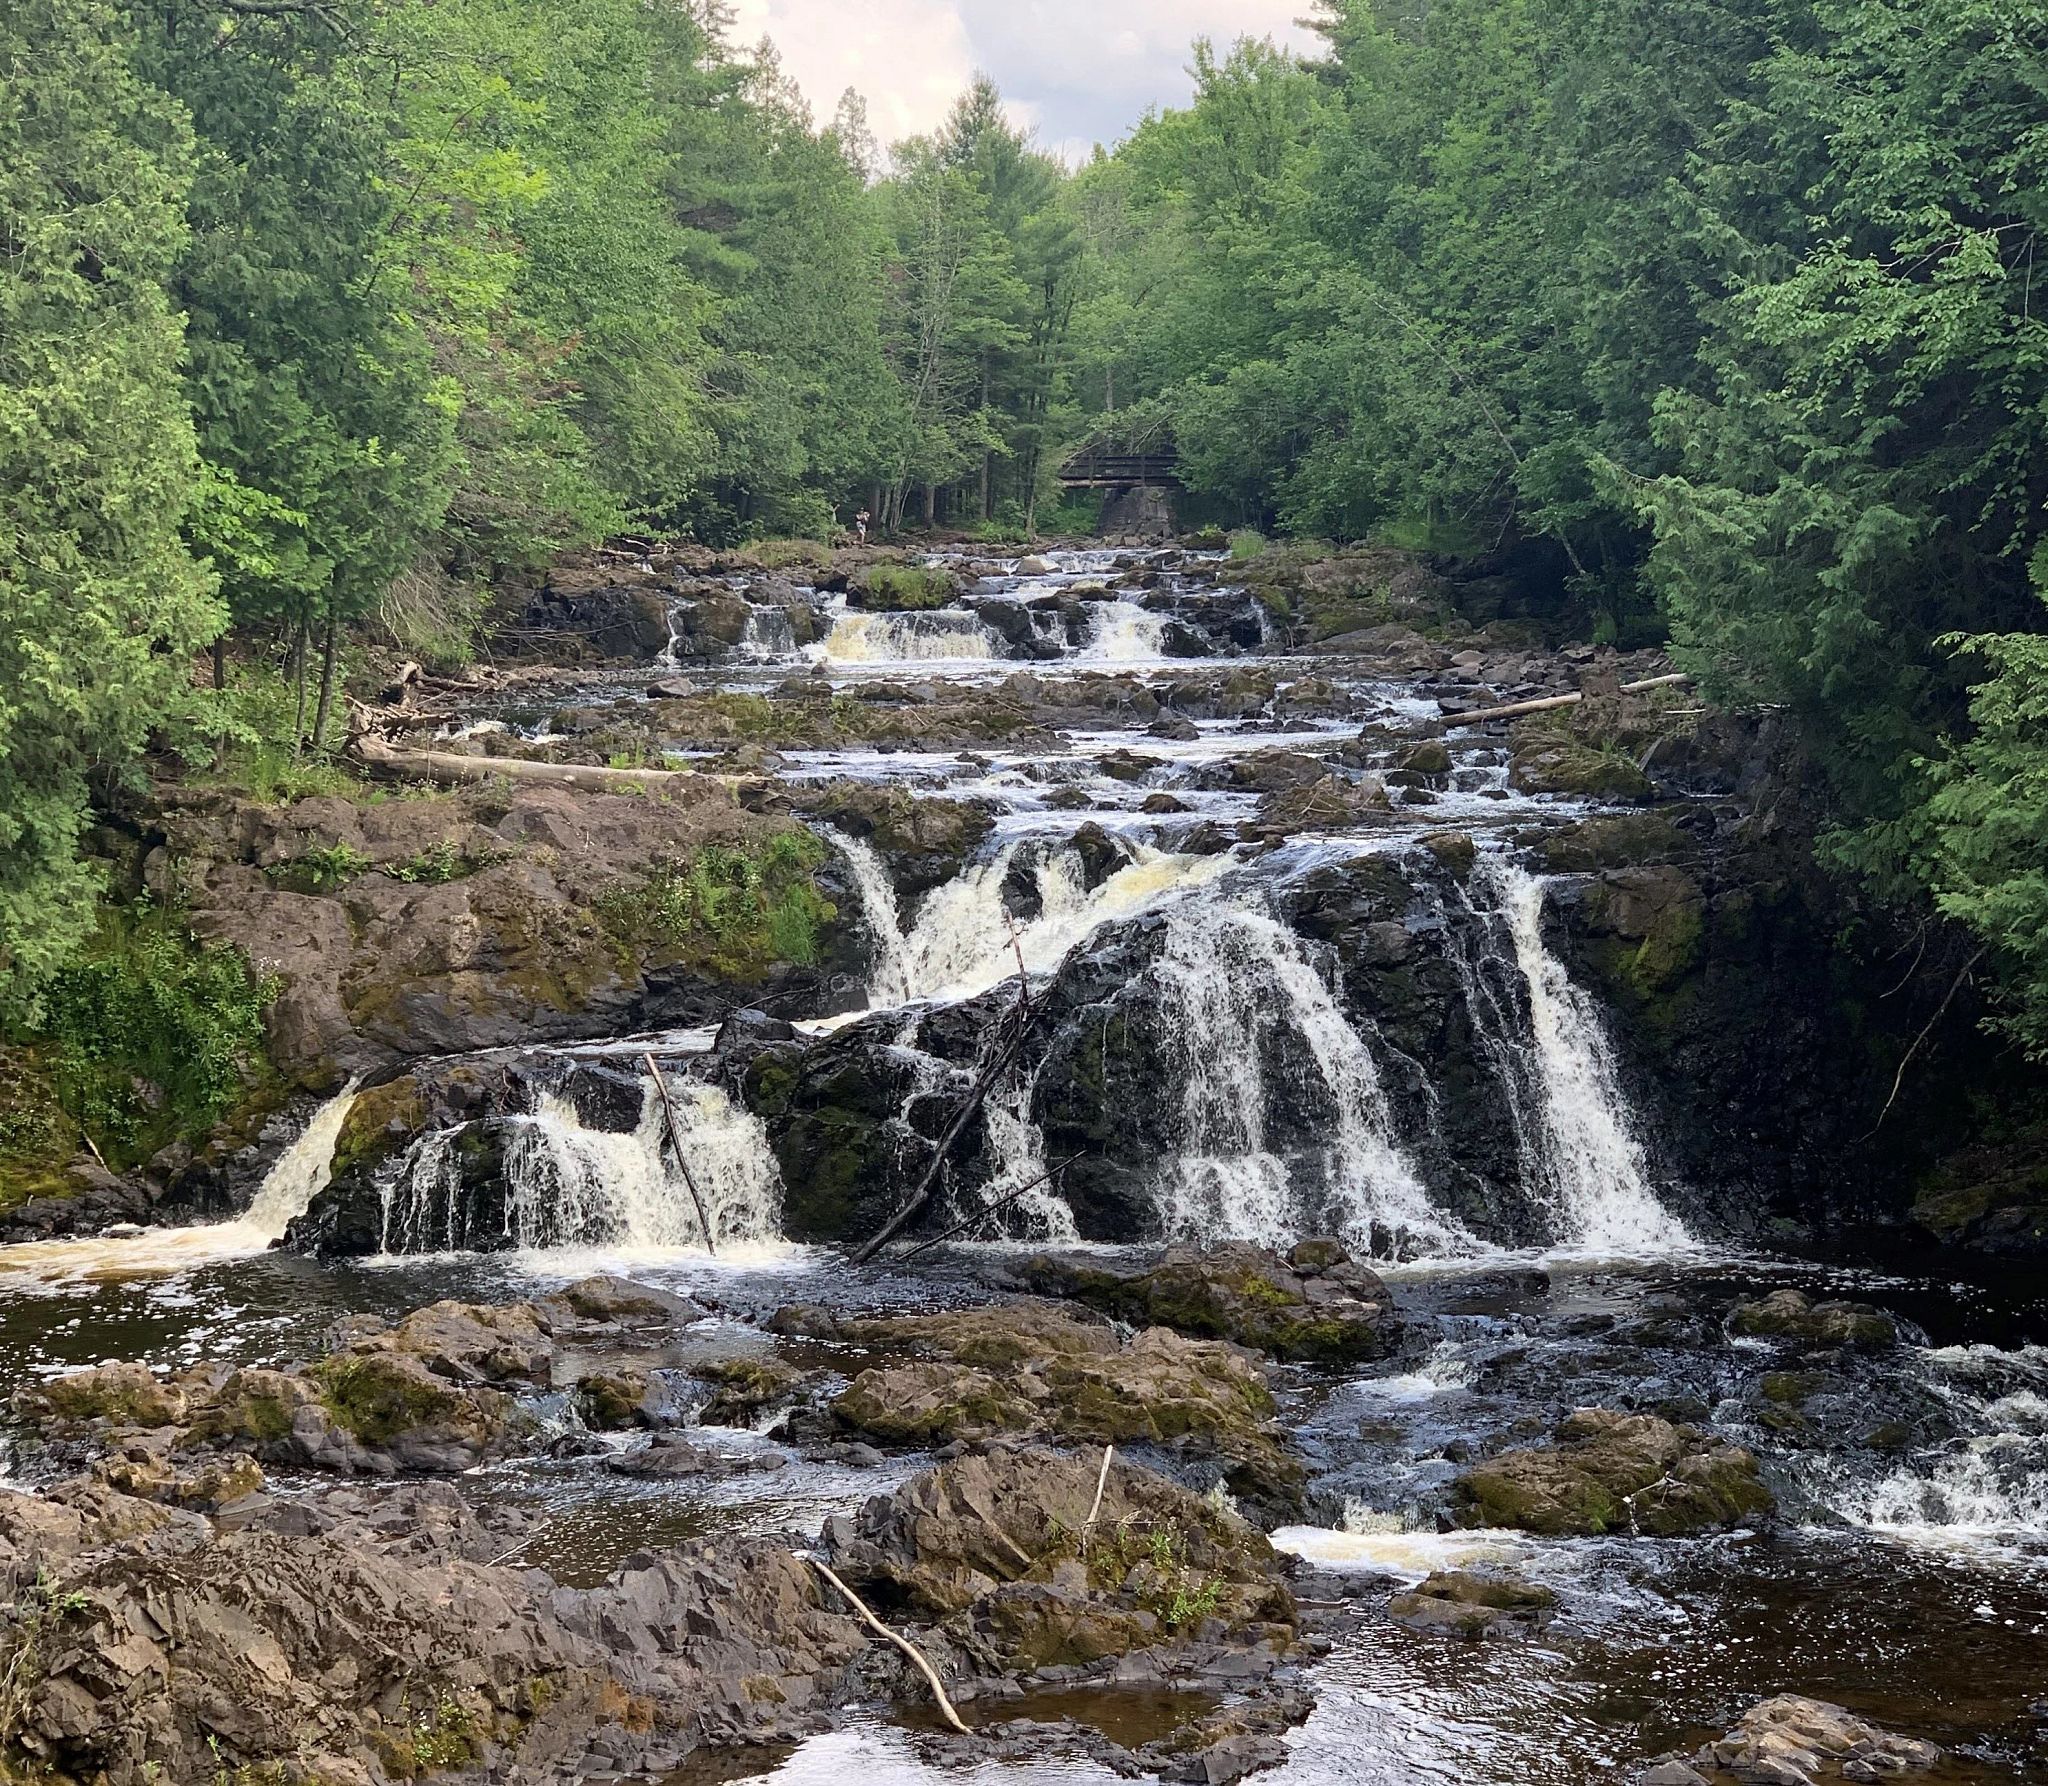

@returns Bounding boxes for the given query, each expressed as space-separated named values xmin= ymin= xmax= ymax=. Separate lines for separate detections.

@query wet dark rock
xmin=604 ymin=1433 xmax=786 ymax=1478
xmin=1018 ymin=1241 xmax=1401 ymax=1363
xmin=715 ymin=1005 xmax=799 ymax=1050
xmin=1453 ymin=1408 xmax=1773 ymax=1536
xmin=1727 ymin=1289 xmax=1899 ymax=1352
xmin=1387 ymin=1570 xmax=1557 ymax=1641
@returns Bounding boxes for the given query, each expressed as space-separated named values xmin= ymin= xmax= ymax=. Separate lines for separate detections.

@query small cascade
xmin=243 ymin=1080 xmax=362 ymax=1240
xmin=885 ymin=840 xmax=1236 ymax=1010
xmin=1151 ymin=901 xmax=1468 ymax=1254
xmin=377 ymin=1083 xmax=783 ymax=1255
xmin=737 ymin=605 xmax=798 ymax=661
xmin=827 ymin=830 xmax=912 ymax=1005
xmin=977 ymin=1071 xmax=1078 ymax=1243
xmin=1083 ymin=601 xmax=1168 ymax=660
xmin=1816 ymin=1343 xmax=2048 ymax=1536
xmin=815 ymin=609 xmax=999 ymax=663
xmin=1466 ymin=859 xmax=1694 ymax=1252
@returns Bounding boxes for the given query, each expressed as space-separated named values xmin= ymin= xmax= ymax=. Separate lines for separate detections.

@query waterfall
xmin=738 ymin=605 xmax=798 ymax=660
xmin=886 ymin=840 xmax=1236 ymax=1010
xmin=1083 ymin=601 xmax=1168 ymax=660
xmin=815 ymin=610 xmax=998 ymax=663
xmin=827 ymin=830 xmax=912 ymax=1005
xmin=977 ymin=1071 xmax=1078 ymax=1243
xmin=1467 ymin=858 xmax=1694 ymax=1252
xmin=377 ymin=1083 xmax=783 ymax=1255
xmin=1151 ymin=901 xmax=1468 ymax=1255
xmin=243 ymin=1080 xmax=362 ymax=1240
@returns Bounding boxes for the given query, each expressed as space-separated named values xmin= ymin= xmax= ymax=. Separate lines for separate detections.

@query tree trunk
xmin=312 ymin=606 xmax=340 ymax=751
xmin=212 ymin=637 xmax=226 ymax=692
xmin=290 ymin=609 xmax=310 ymax=754
xmin=923 ymin=482 xmax=935 ymax=527
xmin=980 ymin=356 xmax=993 ymax=520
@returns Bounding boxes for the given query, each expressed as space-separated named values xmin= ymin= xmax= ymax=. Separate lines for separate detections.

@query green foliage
xmin=598 ymin=830 xmax=833 ymax=980
xmin=854 ymin=564 xmax=957 ymax=610
xmin=267 ymin=844 xmax=372 ymax=895
xmin=25 ymin=902 xmax=276 ymax=1169
xmin=0 ymin=0 xmax=222 ymax=999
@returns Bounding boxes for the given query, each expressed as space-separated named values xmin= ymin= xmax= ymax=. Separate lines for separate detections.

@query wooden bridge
xmin=1058 ymin=434 xmax=1182 ymax=488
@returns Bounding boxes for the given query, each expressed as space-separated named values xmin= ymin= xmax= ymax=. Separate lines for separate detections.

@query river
xmin=2 ymin=547 xmax=2042 ymax=1783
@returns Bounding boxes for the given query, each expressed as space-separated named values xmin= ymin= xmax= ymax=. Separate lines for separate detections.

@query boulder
xmin=1387 ymin=1570 xmax=1556 ymax=1641
xmin=1726 ymin=1289 xmax=1898 ymax=1352
xmin=815 ymin=1303 xmax=1305 ymax=1519
xmin=829 ymin=1447 xmax=1296 ymax=1672
xmin=1651 ymin=1694 xmax=1944 ymax=1785
xmin=1453 ymin=1409 xmax=1773 ymax=1536
xmin=1019 ymin=1240 xmax=1401 ymax=1363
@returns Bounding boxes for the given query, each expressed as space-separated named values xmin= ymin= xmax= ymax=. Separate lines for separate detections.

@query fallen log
xmin=348 ymin=731 xmax=720 ymax=795
xmin=1441 ymin=671 xmax=1691 ymax=728
xmin=645 ymin=1053 xmax=717 ymax=1256
xmin=850 ymin=997 xmax=1040 ymax=1267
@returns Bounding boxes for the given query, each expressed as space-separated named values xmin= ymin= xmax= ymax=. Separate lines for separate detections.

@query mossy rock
xmin=1455 ymin=1408 xmax=1772 ymax=1536
xmin=309 ymin=1351 xmax=495 ymax=1446
xmin=26 ymin=1361 xmax=187 ymax=1428
xmin=1727 ymin=1289 xmax=1896 ymax=1352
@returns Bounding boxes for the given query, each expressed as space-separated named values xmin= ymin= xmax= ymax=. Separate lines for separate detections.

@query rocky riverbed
xmin=0 ymin=542 xmax=2043 ymax=1784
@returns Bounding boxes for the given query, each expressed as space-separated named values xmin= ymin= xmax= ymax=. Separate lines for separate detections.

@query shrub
xmin=853 ymin=563 xmax=957 ymax=610
xmin=29 ymin=902 xmax=276 ymax=1169
xmin=599 ymin=830 xmax=834 ymax=979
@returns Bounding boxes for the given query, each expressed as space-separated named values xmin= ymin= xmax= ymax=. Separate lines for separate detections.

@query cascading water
xmin=1151 ymin=900 xmax=1471 ymax=1255
xmin=815 ymin=609 xmax=999 ymax=663
xmin=1460 ymin=857 xmax=1694 ymax=1253
xmin=976 ymin=1072 xmax=1078 ymax=1243
xmin=243 ymin=1079 xmax=362 ymax=1240
xmin=826 ymin=830 xmax=913 ymax=1006
xmin=377 ymin=1083 xmax=782 ymax=1255
xmin=1083 ymin=601 xmax=1168 ymax=660
xmin=737 ymin=605 xmax=797 ymax=660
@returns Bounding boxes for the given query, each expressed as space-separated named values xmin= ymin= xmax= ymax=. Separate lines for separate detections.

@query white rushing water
xmin=1152 ymin=900 xmax=1472 ymax=1254
xmin=243 ymin=1079 xmax=363 ymax=1240
xmin=813 ymin=609 xmax=999 ymax=664
xmin=1470 ymin=858 xmax=1694 ymax=1253
xmin=379 ymin=1083 xmax=783 ymax=1256
xmin=1081 ymin=600 xmax=1169 ymax=660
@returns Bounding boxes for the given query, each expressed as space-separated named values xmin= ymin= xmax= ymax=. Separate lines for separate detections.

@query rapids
xmin=1 ymin=544 xmax=2041 ymax=1785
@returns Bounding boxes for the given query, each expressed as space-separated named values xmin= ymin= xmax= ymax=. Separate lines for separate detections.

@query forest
xmin=3 ymin=0 xmax=2047 ymax=1052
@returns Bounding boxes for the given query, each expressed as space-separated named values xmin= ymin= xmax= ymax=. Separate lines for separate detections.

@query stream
xmin=3 ymin=549 xmax=2043 ymax=1783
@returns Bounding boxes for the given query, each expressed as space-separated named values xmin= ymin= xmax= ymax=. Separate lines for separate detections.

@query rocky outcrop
xmin=789 ymin=1302 xmax=1306 ymax=1521
xmin=1017 ymin=1241 xmax=1401 ymax=1363
xmin=147 ymin=782 xmax=859 ymax=1082
xmin=828 ymin=1446 xmax=1296 ymax=1670
xmin=1453 ymin=1409 xmax=1774 ymax=1536
xmin=1726 ymin=1289 xmax=1899 ymax=1352
xmin=0 ymin=1438 xmax=1308 ymax=1786
xmin=1639 ymin=1694 xmax=1944 ymax=1785
xmin=1387 ymin=1570 xmax=1557 ymax=1641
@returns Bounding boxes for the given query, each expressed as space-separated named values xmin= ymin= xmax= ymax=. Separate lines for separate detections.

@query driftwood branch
xmin=850 ymin=995 xmax=1040 ymax=1266
xmin=1857 ymin=948 xmax=1986 ymax=1141
xmin=897 ymin=1154 xmax=1085 ymax=1259
xmin=1082 ymin=1444 xmax=1115 ymax=1556
xmin=1441 ymin=671 xmax=1691 ymax=728
xmin=349 ymin=731 xmax=718 ymax=794
xmin=645 ymin=1054 xmax=717 ymax=1255
xmin=805 ymin=1557 xmax=970 ymax=1735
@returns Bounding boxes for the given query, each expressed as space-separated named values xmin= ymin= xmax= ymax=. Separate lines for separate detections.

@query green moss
xmin=0 ymin=1047 xmax=81 ymax=1209
xmin=854 ymin=563 xmax=957 ymax=609
xmin=310 ymin=1354 xmax=466 ymax=1444
xmin=597 ymin=829 xmax=834 ymax=981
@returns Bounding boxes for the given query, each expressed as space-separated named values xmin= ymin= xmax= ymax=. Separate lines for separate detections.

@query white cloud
xmin=725 ymin=0 xmax=1322 ymax=155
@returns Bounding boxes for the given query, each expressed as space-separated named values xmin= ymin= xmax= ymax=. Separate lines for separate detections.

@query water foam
xmin=1467 ymin=858 xmax=1694 ymax=1253
xmin=1152 ymin=900 xmax=1471 ymax=1254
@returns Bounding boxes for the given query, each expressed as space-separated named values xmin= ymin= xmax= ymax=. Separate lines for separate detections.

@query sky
xmin=724 ymin=0 xmax=1324 ymax=162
